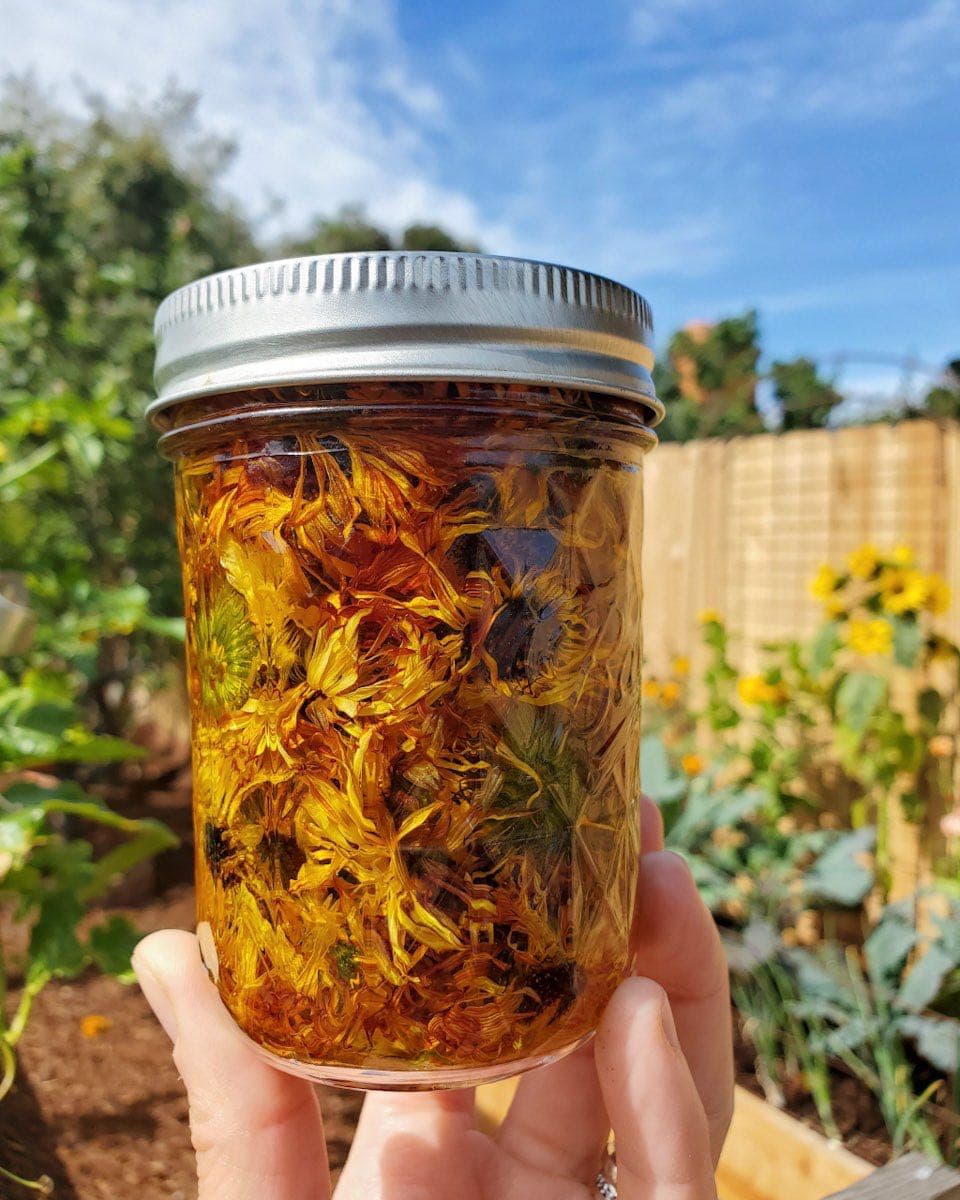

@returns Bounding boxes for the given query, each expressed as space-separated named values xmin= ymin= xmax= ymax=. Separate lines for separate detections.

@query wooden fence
xmin=641 ymin=418 xmax=960 ymax=676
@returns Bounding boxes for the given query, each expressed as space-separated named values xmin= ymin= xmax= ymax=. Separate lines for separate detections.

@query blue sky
xmin=3 ymin=0 xmax=959 ymax=389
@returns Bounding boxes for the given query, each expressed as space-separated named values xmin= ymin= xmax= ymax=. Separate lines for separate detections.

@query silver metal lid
xmin=150 ymin=252 xmax=660 ymax=425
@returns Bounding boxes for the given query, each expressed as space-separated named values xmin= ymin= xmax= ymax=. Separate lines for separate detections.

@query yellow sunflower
xmin=880 ymin=567 xmax=929 ymax=615
xmin=809 ymin=564 xmax=839 ymax=603
xmin=848 ymin=544 xmax=880 ymax=580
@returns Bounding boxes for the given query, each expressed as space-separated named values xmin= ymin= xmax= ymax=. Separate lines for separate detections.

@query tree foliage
xmin=922 ymin=360 xmax=960 ymax=422
xmin=277 ymin=204 xmax=479 ymax=258
xmin=0 ymin=85 xmax=475 ymax=730
xmin=770 ymin=356 xmax=844 ymax=431
xmin=655 ymin=311 xmax=764 ymax=442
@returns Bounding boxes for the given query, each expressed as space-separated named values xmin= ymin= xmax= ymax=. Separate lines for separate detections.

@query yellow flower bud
xmin=681 ymin=752 xmax=704 ymax=776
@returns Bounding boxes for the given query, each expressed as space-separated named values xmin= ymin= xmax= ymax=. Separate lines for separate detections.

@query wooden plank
xmin=640 ymin=418 xmax=960 ymax=677
xmin=475 ymin=1076 xmax=520 ymax=1136
xmin=825 ymin=1152 xmax=960 ymax=1198
xmin=475 ymin=1080 xmax=872 ymax=1200
xmin=715 ymin=1086 xmax=872 ymax=1200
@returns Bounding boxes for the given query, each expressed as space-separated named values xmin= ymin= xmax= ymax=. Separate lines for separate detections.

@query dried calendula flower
xmin=168 ymin=381 xmax=648 ymax=1085
xmin=153 ymin=212 xmax=666 ymax=1093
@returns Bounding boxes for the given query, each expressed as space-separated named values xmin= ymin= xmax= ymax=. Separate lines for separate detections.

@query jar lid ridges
xmin=154 ymin=252 xmax=652 ymax=334
xmin=151 ymin=251 xmax=659 ymax=424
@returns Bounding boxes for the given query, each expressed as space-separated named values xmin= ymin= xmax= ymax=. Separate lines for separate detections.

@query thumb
xmin=133 ymin=929 xmax=330 ymax=1200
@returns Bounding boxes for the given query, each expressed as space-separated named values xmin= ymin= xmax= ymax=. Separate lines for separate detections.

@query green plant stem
xmin=7 ymin=978 xmax=43 ymax=1047
xmin=876 ymin=787 xmax=889 ymax=886
xmin=0 ymin=1039 xmax=16 ymax=1104
xmin=0 ymin=1162 xmax=54 ymax=1194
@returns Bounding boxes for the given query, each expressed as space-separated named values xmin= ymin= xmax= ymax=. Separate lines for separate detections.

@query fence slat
xmin=642 ymin=418 xmax=960 ymax=676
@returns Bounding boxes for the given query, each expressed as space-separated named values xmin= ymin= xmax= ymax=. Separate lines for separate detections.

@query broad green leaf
xmin=28 ymin=889 xmax=87 ymax=981
xmin=57 ymin=732 xmax=144 ymax=764
xmin=810 ymin=621 xmax=841 ymax=674
xmin=10 ymin=698 xmax=75 ymax=737
xmin=804 ymin=827 xmax=876 ymax=907
xmin=723 ymin=918 xmax=780 ymax=973
xmin=898 ymin=1014 xmax=960 ymax=1073
xmin=825 ymin=1015 xmax=882 ymax=1053
xmin=934 ymin=906 xmax=960 ymax=963
xmin=666 ymin=785 xmax=760 ymax=852
xmin=865 ymin=917 xmax=918 ymax=989
xmin=836 ymin=672 xmax=887 ymax=736
xmin=0 ymin=805 xmax=45 ymax=876
xmin=892 ymin=617 xmax=923 ymax=668
xmin=640 ymin=735 xmax=687 ymax=804
xmin=87 ymin=916 xmax=143 ymax=982
xmin=782 ymin=945 xmax=849 ymax=1003
xmin=896 ymin=945 xmax=957 ymax=1013
xmin=3 ymin=778 xmax=95 ymax=807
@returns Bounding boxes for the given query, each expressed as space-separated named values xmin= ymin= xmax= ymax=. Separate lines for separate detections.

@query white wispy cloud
xmin=0 ymin=0 xmax=514 ymax=246
xmin=624 ymin=0 xmax=960 ymax=130
xmin=626 ymin=0 xmax=725 ymax=47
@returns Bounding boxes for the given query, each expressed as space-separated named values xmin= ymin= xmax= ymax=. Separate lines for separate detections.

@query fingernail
xmin=133 ymin=952 xmax=179 ymax=1042
xmin=658 ymin=1000 xmax=681 ymax=1053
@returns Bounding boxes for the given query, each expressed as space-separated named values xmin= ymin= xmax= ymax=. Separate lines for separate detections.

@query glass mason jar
xmin=151 ymin=253 xmax=661 ymax=1089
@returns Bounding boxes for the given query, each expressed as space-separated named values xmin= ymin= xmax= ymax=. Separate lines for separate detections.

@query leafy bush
xmin=0 ymin=647 xmax=177 ymax=1192
xmin=643 ymin=543 xmax=960 ymax=1158
xmin=672 ymin=547 xmax=958 ymax=883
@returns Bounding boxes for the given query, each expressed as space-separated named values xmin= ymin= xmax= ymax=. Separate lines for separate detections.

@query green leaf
xmin=918 ymin=687 xmax=945 ymax=725
xmin=85 ymin=818 xmax=178 ymax=899
xmin=804 ymin=827 xmax=876 ymax=907
xmin=0 ymin=441 xmax=59 ymax=489
xmin=28 ymin=889 xmax=88 ymax=981
xmin=782 ymin=947 xmax=849 ymax=1004
xmin=898 ymin=1014 xmax=960 ymax=1073
xmin=892 ymin=617 xmax=923 ymax=668
xmin=810 ymin=621 xmax=841 ymax=674
xmin=897 ymin=945 xmax=957 ymax=1013
xmin=0 ymin=805 xmax=45 ymax=876
xmin=825 ymin=1015 xmax=882 ymax=1053
xmin=3 ymin=778 xmax=93 ymax=807
xmin=57 ymin=732 xmax=145 ymax=764
xmin=640 ymin=735 xmax=687 ymax=804
xmin=836 ymin=672 xmax=887 ymax=736
xmin=723 ymin=918 xmax=780 ymax=973
xmin=666 ymin=786 xmax=761 ymax=853
xmin=865 ymin=916 xmax=918 ymax=988
xmin=87 ymin=916 xmax=142 ymax=982
xmin=140 ymin=613 xmax=186 ymax=640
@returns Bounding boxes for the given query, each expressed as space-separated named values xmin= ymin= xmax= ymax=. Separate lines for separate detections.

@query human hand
xmin=133 ymin=797 xmax=732 ymax=1199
